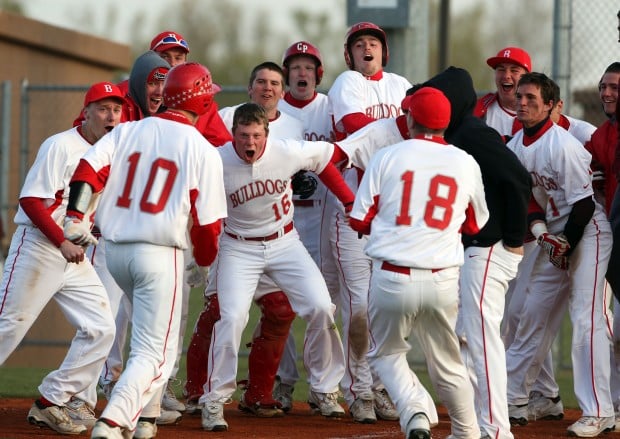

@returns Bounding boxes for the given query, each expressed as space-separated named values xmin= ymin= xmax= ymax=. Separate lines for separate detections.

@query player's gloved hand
xmin=291 ymin=171 xmax=318 ymax=199
xmin=185 ymin=260 xmax=209 ymax=288
xmin=63 ymin=216 xmax=98 ymax=246
xmin=549 ymin=254 xmax=569 ymax=270
xmin=537 ymin=232 xmax=570 ymax=258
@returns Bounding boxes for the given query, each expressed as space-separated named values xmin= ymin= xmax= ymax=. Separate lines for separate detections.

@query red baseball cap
xmin=401 ymin=87 xmax=451 ymax=130
xmin=150 ymin=31 xmax=190 ymax=54
xmin=486 ymin=47 xmax=532 ymax=72
xmin=83 ymin=81 xmax=125 ymax=107
xmin=147 ymin=67 xmax=169 ymax=83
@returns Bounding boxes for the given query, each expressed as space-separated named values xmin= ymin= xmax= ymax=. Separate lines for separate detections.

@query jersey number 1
xmin=395 ymin=171 xmax=457 ymax=230
xmin=116 ymin=152 xmax=178 ymax=213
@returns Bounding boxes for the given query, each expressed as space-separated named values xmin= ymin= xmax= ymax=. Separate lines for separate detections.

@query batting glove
xmin=63 ymin=216 xmax=98 ymax=246
xmin=185 ymin=260 xmax=209 ymax=288
xmin=537 ymin=232 xmax=570 ymax=258
xmin=549 ymin=254 xmax=569 ymax=270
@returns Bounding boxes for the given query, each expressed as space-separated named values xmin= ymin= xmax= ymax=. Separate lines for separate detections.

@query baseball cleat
xmin=162 ymin=379 xmax=186 ymax=412
xmin=527 ymin=391 xmax=564 ymax=421
xmin=307 ymin=390 xmax=345 ymax=418
xmin=27 ymin=401 xmax=87 ymax=435
xmin=508 ymin=403 xmax=528 ymax=426
xmin=155 ymin=409 xmax=182 ymax=425
xmin=65 ymin=396 xmax=96 ymax=428
xmin=373 ymin=388 xmax=399 ymax=421
xmin=133 ymin=419 xmax=157 ymax=439
xmin=272 ymin=376 xmax=294 ymax=412
xmin=406 ymin=412 xmax=431 ymax=439
xmin=567 ymin=416 xmax=615 ymax=437
xmin=201 ymin=403 xmax=228 ymax=431
xmin=349 ymin=397 xmax=376 ymax=424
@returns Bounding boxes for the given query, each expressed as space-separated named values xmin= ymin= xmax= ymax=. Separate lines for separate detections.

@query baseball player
xmin=421 ymin=67 xmax=531 ymax=439
xmin=327 ymin=21 xmax=410 ymax=423
xmin=183 ymin=62 xmax=302 ymax=416
xmin=475 ymin=47 xmax=532 ymax=139
xmin=65 ymin=63 xmax=227 ymax=439
xmin=147 ymin=30 xmax=232 ymax=418
xmin=0 ymin=82 xmax=123 ymax=435
xmin=200 ymin=103 xmax=354 ymax=432
xmin=148 ymin=30 xmax=233 ymax=148
xmin=78 ymin=50 xmax=192 ymax=428
xmin=499 ymin=77 xmax=597 ymax=428
xmin=582 ymin=61 xmax=620 ymax=420
xmin=349 ymin=87 xmax=488 ymax=439
xmin=272 ymin=41 xmax=337 ymax=411
xmin=504 ymin=72 xmax=614 ymax=437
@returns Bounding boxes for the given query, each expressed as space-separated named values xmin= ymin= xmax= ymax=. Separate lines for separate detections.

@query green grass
xmin=0 ymin=287 xmax=578 ymax=409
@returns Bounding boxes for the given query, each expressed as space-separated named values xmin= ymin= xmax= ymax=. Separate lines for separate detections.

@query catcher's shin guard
xmin=244 ymin=291 xmax=296 ymax=406
xmin=184 ymin=294 xmax=220 ymax=401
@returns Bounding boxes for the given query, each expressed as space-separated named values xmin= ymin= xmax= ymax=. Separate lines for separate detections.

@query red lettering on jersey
xmin=229 ymin=179 xmax=288 ymax=207
xmin=530 ymin=171 xmax=558 ymax=191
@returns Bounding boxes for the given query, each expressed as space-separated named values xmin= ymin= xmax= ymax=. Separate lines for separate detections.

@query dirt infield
xmin=0 ymin=398 xmax=584 ymax=438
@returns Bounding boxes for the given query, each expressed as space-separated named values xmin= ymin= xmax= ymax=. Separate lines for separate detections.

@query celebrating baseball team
xmin=1 ymin=11 xmax=620 ymax=439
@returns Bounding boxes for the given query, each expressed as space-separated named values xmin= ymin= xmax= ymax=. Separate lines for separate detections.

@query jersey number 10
xmin=116 ymin=152 xmax=178 ymax=214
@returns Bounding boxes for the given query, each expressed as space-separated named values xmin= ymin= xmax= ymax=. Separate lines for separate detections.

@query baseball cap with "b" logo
xmin=83 ymin=81 xmax=126 ymax=107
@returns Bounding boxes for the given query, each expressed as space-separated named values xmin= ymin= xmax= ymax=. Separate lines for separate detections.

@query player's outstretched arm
xmin=317 ymin=162 xmax=355 ymax=207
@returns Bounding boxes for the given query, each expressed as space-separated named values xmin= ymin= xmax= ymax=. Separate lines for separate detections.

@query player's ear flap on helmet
xmin=163 ymin=62 xmax=220 ymax=117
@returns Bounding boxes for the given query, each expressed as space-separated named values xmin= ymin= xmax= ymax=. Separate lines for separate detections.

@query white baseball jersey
xmin=217 ymin=138 xmax=333 ymax=238
xmin=483 ymin=100 xmax=516 ymax=137
xmin=278 ymin=93 xmax=332 ymax=141
xmin=1 ymin=125 xmax=115 ymax=412
xmin=561 ymin=114 xmax=596 ymax=145
xmin=82 ymin=117 xmax=227 ymax=249
xmin=337 ymin=117 xmax=406 ymax=171
xmin=328 ymin=70 xmax=411 ymax=134
xmin=507 ymin=123 xmax=598 ymax=233
xmin=351 ymin=135 xmax=489 ymax=268
xmin=219 ymin=103 xmax=304 ymax=140
xmin=14 ymin=127 xmax=88 ymax=227
xmin=504 ymin=119 xmax=613 ymax=418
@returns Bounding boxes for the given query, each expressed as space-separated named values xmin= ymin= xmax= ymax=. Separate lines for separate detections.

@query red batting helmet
xmin=344 ymin=21 xmax=389 ymax=70
xmin=282 ymin=41 xmax=324 ymax=85
xmin=163 ymin=63 xmax=221 ymax=117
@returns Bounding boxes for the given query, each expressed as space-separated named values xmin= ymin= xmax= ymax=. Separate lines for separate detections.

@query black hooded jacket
xmin=422 ymin=67 xmax=531 ymax=248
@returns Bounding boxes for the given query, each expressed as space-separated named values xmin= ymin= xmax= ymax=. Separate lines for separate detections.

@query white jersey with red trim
xmin=14 ymin=127 xmax=87 ymax=227
xmin=278 ymin=93 xmax=332 ymax=141
xmin=219 ymin=104 xmax=304 ymax=140
xmin=337 ymin=117 xmax=405 ymax=171
xmin=83 ymin=117 xmax=227 ymax=248
xmin=507 ymin=123 xmax=599 ymax=234
xmin=328 ymin=70 xmax=411 ymax=134
xmin=563 ymin=114 xmax=596 ymax=145
xmin=484 ymin=100 xmax=516 ymax=137
xmin=351 ymin=135 xmax=489 ymax=269
xmin=218 ymin=138 xmax=333 ymax=238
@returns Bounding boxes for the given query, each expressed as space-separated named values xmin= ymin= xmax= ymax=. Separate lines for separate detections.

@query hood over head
xmin=421 ymin=66 xmax=477 ymax=139
xmin=129 ymin=50 xmax=171 ymax=117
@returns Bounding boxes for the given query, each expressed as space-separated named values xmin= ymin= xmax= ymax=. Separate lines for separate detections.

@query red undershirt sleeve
xmin=341 ymin=113 xmax=375 ymax=134
xmin=317 ymin=163 xmax=355 ymax=207
xmin=19 ymin=197 xmax=65 ymax=247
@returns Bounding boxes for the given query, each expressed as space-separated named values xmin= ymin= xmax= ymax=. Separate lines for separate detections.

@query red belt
xmin=293 ymin=199 xmax=320 ymax=207
xmin=380 ymin=261 xmax=441 ymax=274
xmin=226 ymin=222 xmax=293 ymax=242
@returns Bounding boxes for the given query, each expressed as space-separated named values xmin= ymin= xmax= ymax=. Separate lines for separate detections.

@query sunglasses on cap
xmin=152 ymin=35 xmax=189 ymax=51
